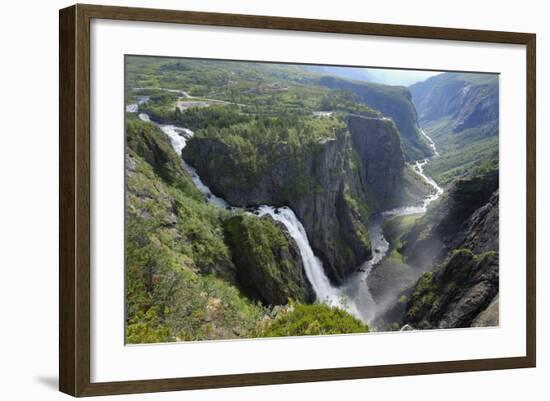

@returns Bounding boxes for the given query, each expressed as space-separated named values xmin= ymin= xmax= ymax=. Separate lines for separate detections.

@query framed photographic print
xmin=59 ymin=4 xmax=536 ymax=397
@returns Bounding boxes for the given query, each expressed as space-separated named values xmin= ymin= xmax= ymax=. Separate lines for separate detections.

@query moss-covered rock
xmin=404 ymin=249 xmax=499 ymax=329
xmin=126 ymin=114 xmax=202 ymax=197
xmin=224 ymin=214 xmax=314 ymax=305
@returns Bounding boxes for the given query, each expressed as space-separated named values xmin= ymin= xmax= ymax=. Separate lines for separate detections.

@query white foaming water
xmin=141 ymin=114 xmax=229 ymax=209
xmin=125 ymin=96 xmax=150 ymax=113
xmin=256 ymin=206 xmax=337 ymax=302
xmin=129 ymin=99 xmax=230 ymax=209
xmin=420 ymin=128 xmax=439 ymax=157
xmin=257 ymin=206 xmax=358 ymax=314
xmin=413 ymin=159 xmax=444 ymax=209
xmin=138 ymin=113 xmax=150 ymax=122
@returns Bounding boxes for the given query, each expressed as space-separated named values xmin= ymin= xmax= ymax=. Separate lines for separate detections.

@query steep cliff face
xmin=183 ymin=115 xmax=423 ymax=284
xmin=403 ymin=249 xmax=498 ymax=329
xmin=347 ymin=116 xmax=405 ymax=210
xmin=410 ymin=73 xmax=498 ymax=130
xmin=373 ymin=168 xmax=499 ymax=330
xmin=183 ymin=126 xmax=371 ymax=284
xmin=409 ymin=73 xmax=499 ymax=186
xmin=319 ymin=76 xmax=432 ymax=160
xmin=401 ymin=169 xmax=499 ymax=269
xmin=346 ymin=115 xmax=429 ymax=209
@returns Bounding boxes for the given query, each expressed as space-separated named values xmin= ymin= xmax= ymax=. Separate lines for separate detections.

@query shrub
xmin=255 ymin=303 xmax=369 ymax=337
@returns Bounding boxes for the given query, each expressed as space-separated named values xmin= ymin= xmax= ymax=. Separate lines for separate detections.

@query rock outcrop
xmin=224 ymin=214 xmax=315 ymax=305
xmin=347 ymin=116 xmax=405 ymax=210
xmin=403 ymin=249 xmax=498 ymax=329
xmin=471 ymin=294 xmax=499 ymax=327
xmin=374 ymin=169 xmax=499 ymax=330
xmin=401 ymin=187 xmax=500 ymax=330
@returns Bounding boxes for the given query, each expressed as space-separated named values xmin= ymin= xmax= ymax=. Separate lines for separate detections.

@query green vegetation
xmin=410 ymin=72 xmax=499 ymax=187
xmin=186 ymin=114 xmax=347 ymax=191
xmin=125 ymin=117 xmax=270 ymax=342
xmin=127 ymin=56 xmax=383 ymax=118
xmin=125 ymin=114 xmax=202 ymax=196
xmin=125 ymin=113 xmax=362 ymax=342
xmin=256 ymin=303 xmax=369 ymax=337
xmin=125 ymin=155 xmax=266 ymax=342
xmin=404 ymin=270 xmax=438 ymax=324
xmin=404 ymin=249 xmax=498 ymax=327
xmin=318 ymin=90 xmax=381 ymax=117
xmin=423 ymin=125 xmax=498 ymax=186
xmin=141 ymin=102 xmax=252 ymax=131
xmin=224 ymin=214 xmax=313 ymax=305
xmin=124 ymin=57 xmax=500 ymax=339
xmin=197 ymin=113 xmax=346 ymax=154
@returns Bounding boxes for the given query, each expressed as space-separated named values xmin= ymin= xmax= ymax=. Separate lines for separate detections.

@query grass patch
xmin=255 ymin=303 xmax=369 ymax=337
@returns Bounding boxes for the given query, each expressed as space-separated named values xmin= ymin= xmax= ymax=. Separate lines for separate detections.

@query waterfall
xmin=256 ymin=206 xmax=343 ymax=306
xmin=131 ymin=105 xmax=346 ymax=310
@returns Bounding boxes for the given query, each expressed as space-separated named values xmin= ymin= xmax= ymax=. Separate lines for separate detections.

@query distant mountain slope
xmin=306 ymin=66 xmax=438 ymax=86
xmin=318 ymin=76 xmax=432 ymax=160
xmin=409 ymin=73 xmax=499 ymax=186
xmin=306 ymin=65 xmax=374 ymax=82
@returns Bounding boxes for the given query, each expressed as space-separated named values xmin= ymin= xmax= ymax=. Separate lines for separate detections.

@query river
xmin=127 ymin=93 xmax=442 ymax=326
xmin=340 ymin=136 xmax=444 ymax=323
